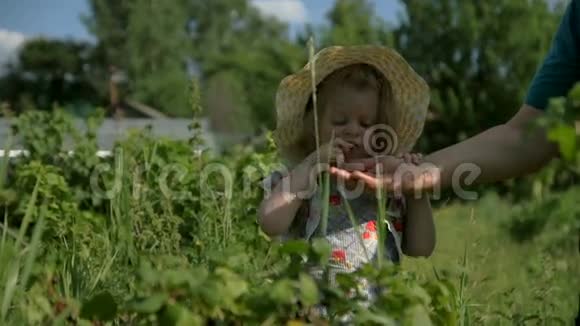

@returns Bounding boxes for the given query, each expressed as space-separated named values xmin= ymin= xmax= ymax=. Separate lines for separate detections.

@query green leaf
xmin=410 ymin=285 xmax=432 ymax=306
xmin=163 ymin=270 xmax=196 ymax=289
xmin=137 ymin=261 xmax=158 ymax=284
xmin=270 ymin=279 xmax=296 ymax=305
xmin=0 ymin=189 xmax=16 ymax=205
xmin=215 ymin=267 xmax=248 ymax=300
xmin=354 ymin=309 xmax=397 ymax=325
xmin=279 ymin=239 xmax=310 ymax=255
xmin=80 ymin=291 xmax=118 ymax=321
xmin=547 ymin=125 xmax=577 ymax=162
xmin=310 ymin=238 xmax=331 ymax=263
xmin=159 ymin=303 xmax=203 ymax=326
xmin=568 ymin=82 xmax=580 ymax=108
xmin=335 ymin=273 xmax=358 ymax=291
xmin=298 ymin=273 xmax=319 ymax=306
xmin=126 ymin=293 xmax=169 ymax=314
xmin=404 ymin=305 xmax=433 ymax=326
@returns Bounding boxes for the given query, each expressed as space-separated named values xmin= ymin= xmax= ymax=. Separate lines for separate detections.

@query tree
xmin=83 ymin=1 xmax=132 ymax=72
xmin=0 ymin=38 xmax=103 ymax=115
xmin=84 ymin=0 xmax=191 ymax=117
xmin=84 ymin=0 xmax=302 ymax=123
xmin=395 ymin=0 xmax=563 ymax=152
xmin=125 ymin=0 xmax=191 ymax=117
xmin=320 ymin=0 xmax=392 ymax=47
xmin=186 ymin=0 xmax=304 ymax=132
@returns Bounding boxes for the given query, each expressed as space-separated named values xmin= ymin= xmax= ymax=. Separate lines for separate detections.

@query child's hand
xmin=346 ymin=152 xmax=423 ymax=174
xmin=329 ymin=152 xmax=437 ymax=195
xmin=364 ymin=155 xmax=404 ymax=174
xmin=307 ymin=138 xmax=354 ymax=166
xmin=399 ymin=153 xmax=423 ymax=165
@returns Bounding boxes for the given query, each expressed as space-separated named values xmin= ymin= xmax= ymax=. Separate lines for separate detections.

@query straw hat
xmin=273 ymin=45 xmax=429 ymax=156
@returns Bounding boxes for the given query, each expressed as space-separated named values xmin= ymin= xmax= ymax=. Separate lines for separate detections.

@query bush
xmin=0 ymin=110 xmax=460 ymax=325
xmin=505 ymin=83 xmax=580 ymax=247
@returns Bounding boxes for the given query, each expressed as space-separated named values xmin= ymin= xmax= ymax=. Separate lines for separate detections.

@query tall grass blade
xmin=1 ymin=264 xmax=19 ymax=322
xmin=89 ymin=249 xmax=119 ymax=295
xmin=459 ymin=244 xmax=469 ymax=326
xmin=0 ymin=133 xmax=12 ymax=189
xmin=307 ymin=36 xmax=331 ymax=236
xmin=307 ymin=37 xmax=321 ymax=174
xmin=19 ymin=204 xmax=46 ymax=297
xmin=112 ymin=147 xmax=135 ymax=261
xmin=223 ymin=194 xmax=232 ymax=247
xmin=15 ymin=178 xmax=39 ymax=251
xmin=375 ymin=162 xmax=388 ymax=268
xmin=1 ymin=187 xmax=43 ymax=322
xmin=320 ymin=131 xmax=335 ymax=236
xmin=1 ymin=211 xmax=7 ymax=253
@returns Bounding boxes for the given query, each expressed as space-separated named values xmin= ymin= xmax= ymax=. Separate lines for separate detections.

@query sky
xmin=0 ymin=0 xmax=404 ymax=67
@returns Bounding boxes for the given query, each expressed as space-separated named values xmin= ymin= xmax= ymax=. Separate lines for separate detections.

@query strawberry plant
xmin=0 ymin=108 xmax=463 ymax=325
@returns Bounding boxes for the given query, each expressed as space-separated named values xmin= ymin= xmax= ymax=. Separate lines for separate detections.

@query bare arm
xmin=258 ymin=139 xmax=354 ymax=236
xmin=401 ymin=194 xmax=435 ymax=257
xmin=329 ymin=106 xmax=558 ymax=195
xmin=425 ymin=105 xmax=559 ymax=190
xmin=258 ymin=159 xmax=311 ymax=237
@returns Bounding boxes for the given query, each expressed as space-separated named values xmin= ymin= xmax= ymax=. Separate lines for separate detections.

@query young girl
xmin=258 ymin=45 xmax=435 ymax=298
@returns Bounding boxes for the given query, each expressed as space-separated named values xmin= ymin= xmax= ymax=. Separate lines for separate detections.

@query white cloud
xmin=0 ymin=29 xmax=27 ymax=73
xmin=251 ymin=0 xmax=308 ymax=24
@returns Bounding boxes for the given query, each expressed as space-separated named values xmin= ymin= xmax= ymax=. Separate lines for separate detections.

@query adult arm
xmin=337 ymin=106 xmax=558 ymax=192
xmin=425 ymin=105 xmax=559 ymax=190
xmin=428 ymin=0 xmax=580 ymax=189
xmin=336 ymin=1 xmax=579 ymax=193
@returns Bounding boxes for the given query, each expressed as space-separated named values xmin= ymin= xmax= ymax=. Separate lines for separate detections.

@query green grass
xmin=404 ymin=192 xmax=580 ymax=324
xmin=1 ymin=161 xmax=578 ymax=324
xmin=1 ymin=109 xmax=578 ymax=324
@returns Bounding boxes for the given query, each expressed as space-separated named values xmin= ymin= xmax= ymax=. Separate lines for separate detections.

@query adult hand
xmin=331 ymin=155 xmax=441 ymax=195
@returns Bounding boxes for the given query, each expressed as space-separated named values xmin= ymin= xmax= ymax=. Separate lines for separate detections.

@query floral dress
xmin=264 ymin=171 xmax=407 ymax=298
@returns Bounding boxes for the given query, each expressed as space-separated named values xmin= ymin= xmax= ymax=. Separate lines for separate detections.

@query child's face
xmin=319 ymin=85 xmax=379 ymax=159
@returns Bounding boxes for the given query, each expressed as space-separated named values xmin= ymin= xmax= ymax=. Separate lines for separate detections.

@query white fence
xmin=0 ymin=117 xmax=229 ymax=158
xmin=1 ymin=118 xmax=217 ymax=148
xmin=0 ymin=150 xmax=113 ymax=158
xmin=1 ymin=118 xmax=263 ymax=159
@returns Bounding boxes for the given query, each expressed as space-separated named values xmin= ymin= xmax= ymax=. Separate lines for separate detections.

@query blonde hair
xmin=280 ymin=64 xmax=392 ymax=166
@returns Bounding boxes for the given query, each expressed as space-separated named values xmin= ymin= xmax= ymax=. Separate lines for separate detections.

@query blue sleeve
xmin=525 ymin=0 xmax=580 ymax=110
